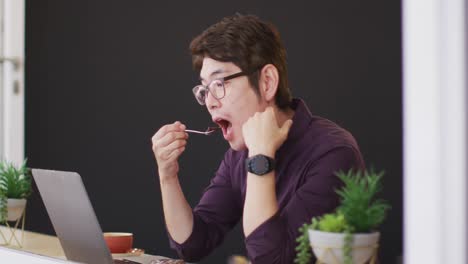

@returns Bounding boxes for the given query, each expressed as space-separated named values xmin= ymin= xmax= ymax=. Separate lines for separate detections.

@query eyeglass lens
xmin=193 ymin=79 xmax=225 ymax=105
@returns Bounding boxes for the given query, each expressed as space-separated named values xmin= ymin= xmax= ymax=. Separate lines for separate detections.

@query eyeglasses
xmin=192 ymin=71 xmax=251 ymax=105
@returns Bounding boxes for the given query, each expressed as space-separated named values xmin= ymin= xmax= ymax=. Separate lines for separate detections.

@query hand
xmin=242 ymin=107 xmax=293 ymax=157
xmin=151 ymin=121 xmax=188 ymax=182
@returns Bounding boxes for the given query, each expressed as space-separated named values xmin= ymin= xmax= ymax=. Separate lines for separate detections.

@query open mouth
xmin=214 ymin=118 xmax=232 ymax=139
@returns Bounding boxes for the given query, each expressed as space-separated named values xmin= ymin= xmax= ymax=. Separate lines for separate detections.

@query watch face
xmin=252 ymin=155 xmax=270 ymax=175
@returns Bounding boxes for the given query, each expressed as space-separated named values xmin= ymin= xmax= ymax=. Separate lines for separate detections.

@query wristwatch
xmin=245 ymin=154 xmax=275 ymax=176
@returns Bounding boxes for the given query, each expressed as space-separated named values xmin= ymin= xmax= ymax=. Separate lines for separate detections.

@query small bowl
xmin=103 ymin=232 xmax=133 ymax=253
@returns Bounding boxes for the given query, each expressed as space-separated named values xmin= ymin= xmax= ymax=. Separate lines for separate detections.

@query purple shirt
xmin=169 ymin=98 xmax=365 ymax=263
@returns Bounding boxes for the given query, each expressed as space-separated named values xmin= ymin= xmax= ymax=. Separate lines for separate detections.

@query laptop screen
xmin=32 ymin=169 xmax=114 ymax=264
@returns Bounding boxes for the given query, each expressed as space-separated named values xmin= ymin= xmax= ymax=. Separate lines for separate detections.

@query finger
xmin=265 ymin=106 xmax=275 ymax=116
xmin=154 ymin=131 xmax=188 ymax=149
xmin=153 ymin=132 xmax=187 ymax=155
xmin=165 ymin=146 xmax=186 ymax=161
xmin=156 ymin=139 xmax=186 ymax=161
xmin=242 ymin=117 xmax=252 ymax=132
xmin=269 ymin=107 xmax=280 ymax=122
xmin=163 ymin=139 xmax=187 ymax=155
xmin=280 ymin=119 xmax=293 ymax=135
xmin=153 ymin=124 xmax=174 ymax=141
xmin=153 ymin=122 xmax=186 ymax=140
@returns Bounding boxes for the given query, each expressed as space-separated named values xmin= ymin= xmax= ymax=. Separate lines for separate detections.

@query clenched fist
xmin=151 ymin=121 xmax=189 ymax=182
xmin=242 ymin=107 xmax=293 ymax=157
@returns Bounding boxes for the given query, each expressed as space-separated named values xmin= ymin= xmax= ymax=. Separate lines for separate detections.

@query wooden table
xmin=0 ymin=225 xmax=171 ymax=264
xmin=0 ymin=225 xmax=65 ymax=258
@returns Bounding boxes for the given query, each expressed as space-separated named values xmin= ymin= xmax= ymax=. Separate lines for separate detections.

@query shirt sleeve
xmin=168 ymin=150 xmax=242 ymax=262
xmin=245 ymin=146 xmax=365 ymax=264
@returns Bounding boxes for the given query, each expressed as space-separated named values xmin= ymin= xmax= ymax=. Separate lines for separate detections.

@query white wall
xmin=403 ymin=0 xmax=467 ymax=263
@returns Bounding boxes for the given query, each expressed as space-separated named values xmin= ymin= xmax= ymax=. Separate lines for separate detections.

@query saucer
xmin=112 ymin=248 xmax=144 ymax=257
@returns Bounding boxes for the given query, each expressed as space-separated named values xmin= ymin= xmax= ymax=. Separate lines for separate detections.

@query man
xmin=151 ymin=14 xmax=365 ymax=263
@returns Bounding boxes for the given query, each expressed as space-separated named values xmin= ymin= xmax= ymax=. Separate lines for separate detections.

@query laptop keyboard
xmin=114 ymin=258 xmax=185 ymax=264
xmin=146 ymin=260 xmax=185 ymax=264
xmin=114 ymin=259 xmax=142 ymax=264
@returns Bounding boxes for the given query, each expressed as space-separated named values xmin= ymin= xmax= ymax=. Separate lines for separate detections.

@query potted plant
xmin=0 ymin=159 xmax=32 ymax=223
xmin=295 ymin=169 xmax=390 ymax=264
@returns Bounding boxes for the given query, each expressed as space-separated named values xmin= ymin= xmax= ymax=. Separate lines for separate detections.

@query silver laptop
xmin=32 ymin=169 xmax=142 ymax=264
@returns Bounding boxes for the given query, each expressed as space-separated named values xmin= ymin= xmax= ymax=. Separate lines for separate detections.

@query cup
xmin=103 ymin=232 xmax=133 ymax=254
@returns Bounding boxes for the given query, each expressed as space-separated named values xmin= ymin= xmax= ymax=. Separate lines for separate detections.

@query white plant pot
xmin=6 ymin=198 xmax=27 ymax=221
xmin=308 ymin=229 xmax=380 ymax=264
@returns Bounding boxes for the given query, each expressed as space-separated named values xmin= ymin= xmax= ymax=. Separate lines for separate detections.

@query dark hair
xmin=189 ymin=14 xmax=292 ymax=109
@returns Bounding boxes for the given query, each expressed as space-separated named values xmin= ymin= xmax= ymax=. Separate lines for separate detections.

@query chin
xmin=228 ymin=140 xmax=247 ymax=152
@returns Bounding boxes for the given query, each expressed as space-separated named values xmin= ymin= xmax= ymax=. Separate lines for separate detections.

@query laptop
xmin=32 ymin=169 xmax=150 ymax=264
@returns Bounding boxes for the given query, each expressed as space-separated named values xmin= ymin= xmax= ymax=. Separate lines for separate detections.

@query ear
xmin=258 ymin=64 xmax=279 ymax=103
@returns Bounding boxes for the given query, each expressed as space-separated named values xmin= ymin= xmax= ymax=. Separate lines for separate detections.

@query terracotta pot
xmin=308 ymin=229 xmax=380 ymax=264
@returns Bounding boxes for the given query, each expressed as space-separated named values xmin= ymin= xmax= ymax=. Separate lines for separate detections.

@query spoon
xmin=185 ymin=126 xmax=219 ymax=135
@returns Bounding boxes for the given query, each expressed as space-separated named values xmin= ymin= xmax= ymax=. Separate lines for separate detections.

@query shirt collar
xmin=273 ymin=98 xmax=313 ymax=157
xmin=286 ymin=98 xmax=313 ymax=142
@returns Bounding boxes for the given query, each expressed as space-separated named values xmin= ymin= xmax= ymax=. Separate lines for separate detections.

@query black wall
xmin=25 ymin=1 xmax=402 ymax=263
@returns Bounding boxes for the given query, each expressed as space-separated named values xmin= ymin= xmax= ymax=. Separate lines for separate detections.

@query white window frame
xmin=403 ymin=0 xmax=467 ymax=263
xmin=0 ymin=0 xmax=25 ymax=165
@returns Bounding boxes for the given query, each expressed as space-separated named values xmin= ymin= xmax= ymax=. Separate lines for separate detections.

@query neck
xmin=275 ymin=106 xmax=295 ymax=127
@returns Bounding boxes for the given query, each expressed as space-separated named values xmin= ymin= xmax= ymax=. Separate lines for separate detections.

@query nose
xmin=205 ymin=89 xmax=220 ymax=110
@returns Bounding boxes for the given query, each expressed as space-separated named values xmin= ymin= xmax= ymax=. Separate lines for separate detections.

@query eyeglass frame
xmin=192 ymin=69 xmax=259 ymax=105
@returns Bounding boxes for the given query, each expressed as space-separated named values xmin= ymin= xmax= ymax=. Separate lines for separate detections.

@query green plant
xmin=295 ymin=212 xmax=352 ymax=264
xmin=0 ymin=159 xmax=32 ymax=222
xmin=294 ymin=169 xmax=390 ymax=264
xmin=312 ymin=212 xmax=349 ymax=233
xmin=336 ymin=170 xmax=390 ymax=233
xmin=0 ymin=187 xmax=6 ymax=224
xmin=295 ymin=221 xmax=313 ymax=264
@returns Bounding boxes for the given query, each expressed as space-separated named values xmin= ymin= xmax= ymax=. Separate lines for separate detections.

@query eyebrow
xmin=199 ymin=69 xmax=226 ymax=82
